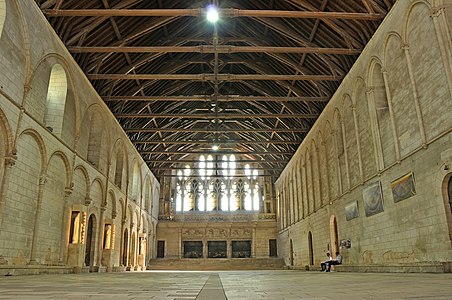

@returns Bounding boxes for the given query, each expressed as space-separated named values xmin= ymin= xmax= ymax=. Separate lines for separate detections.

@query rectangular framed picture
xmin=363 ymin=181 xmax=384 ymax=217
xmin=345 ymin=201 xmax=359 ymax=221
xmin=391 ymin=172 xmax=416 ymax=203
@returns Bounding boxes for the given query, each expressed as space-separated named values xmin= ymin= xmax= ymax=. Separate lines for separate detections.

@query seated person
xmin=326 ymin=252 xmax=342 ymax=272
xmin=320 ymin=252 xmax=332 ymax=271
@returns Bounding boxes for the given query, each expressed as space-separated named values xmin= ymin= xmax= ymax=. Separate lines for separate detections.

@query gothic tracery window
xmin=174 ymin=155 xmax=262 ymax=213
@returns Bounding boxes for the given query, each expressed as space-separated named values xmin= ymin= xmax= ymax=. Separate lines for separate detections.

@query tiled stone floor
xmin=0 ymin=270 xmax=452 ymax=299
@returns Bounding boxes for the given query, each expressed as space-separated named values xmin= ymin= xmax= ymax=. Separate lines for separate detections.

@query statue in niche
xmin=103 ymin=224 xmax=112 ymax=249
xmin=70 ymin=211 xmax=80 ymax=244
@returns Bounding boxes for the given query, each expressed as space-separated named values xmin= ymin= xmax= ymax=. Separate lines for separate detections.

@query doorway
xmin=269 ymin=239 xmax=277 ymax=257
xmin=444 ymin=174 xmax=452 ymax=240
xmin=330 ymin=215 xmax=339 ymax=256
xmin=122 ymin=228 xmax=128 ymax=266
xmin=85 ymin=214 xmax=97 ymax=267
xmin=308 ymin=231 xmax=314 ymax=266
xmin=157 ymin=240 xmax=165 ymax=258
xmin=289 ymin=239 xmax=294 ymax=266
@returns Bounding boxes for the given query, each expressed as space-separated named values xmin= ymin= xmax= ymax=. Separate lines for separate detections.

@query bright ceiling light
xmin=207 ymin=5 xmax=219 ymax=23
xmin=212 ymin=144 xmax=219 ymax=151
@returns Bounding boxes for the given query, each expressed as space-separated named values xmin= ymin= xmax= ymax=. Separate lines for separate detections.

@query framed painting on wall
xmin=363 ymin=181 xmax=384 ymax=217
xmin=345 ymin=201 xmax=359 ymax=221
xmin=391 ymin=172 xmax=416 ymax=203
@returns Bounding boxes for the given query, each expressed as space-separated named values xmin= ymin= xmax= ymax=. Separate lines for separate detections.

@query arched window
xmin=131 ymin=163 xmax=140 ymax=202
xmin=174 ymin=155 xmax=262 ymax=213
xmin=0 ymin=1 xmax=6 ymax=39
xmin=371 ymin=62 xmax=396 ymax=167
xmin=45 ymin=64 xmax=68 ymax=136
xmin=87 ymin=110 xmax=104 ymax=168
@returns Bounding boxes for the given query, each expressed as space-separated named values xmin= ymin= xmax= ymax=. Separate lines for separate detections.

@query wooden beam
xmin=132 ymin=140 xmax=301 ymax=145
xmin=150 ymin=167 xmax=283 ymax=171
xmin=88 ymin=73 xmax=342 ymax=81
xmin=43 ymin=9 xmax=384 ymax=20
xmin=139 ymin=150 xmax=293 ymax=155
xmin=116 ymin=113 xmax=319 ymax=119
xmin=125 ymin=128 xmax=309 ymax=133
xmin=103 ymin=95 xmax=329 ymax=102
xmin=145 ymin=159 xmax=289 ymax=163
xmin=158 ymin=174 xmax=275 ymax=178
xmin=68 ymin=45 xmax=362 ymax=55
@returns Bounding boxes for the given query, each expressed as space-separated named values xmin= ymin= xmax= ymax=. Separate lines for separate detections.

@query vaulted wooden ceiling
xmin=36 ymin=0 xmax=396 ymax=180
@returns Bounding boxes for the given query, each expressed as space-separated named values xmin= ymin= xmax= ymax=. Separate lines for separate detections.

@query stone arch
xmin=0 ymin=1 xmax=30 ymax=104
xmin=71 ymin=165 xmax=90 ymax=205
xmin=105 ymin=190 xmax=116 ymax=218
xmin=317 ymin=130 xmax=330 ymax=207
xmin=48 ymin=151 xmax=72 ymax=188
xmin=0 ymin=107 xmax=13 ymax=185
xmin=90 ymin=178 xmax=104 ymax=208
xmin=333 ymin=109 xmax=347 ymax=194
xmin=79 ymin=104 xmax=109 ymax=173
xmin=25 ymin=55 xmax=78 ymax=148
xmin=384 ymin=32 xmax=422 ymax=157
xmin=310 ymin=140 xmax=321 ymax=211
xmin=442 ymin=172 xmax=452 ymax=241
xmin=329 ymin=215 xmax=339 ymax=257
xmin=107 ymin=190 xmax=117 ymax=219
xmin=111 ymin=139 xmax=127 ymax=189
xmin=368 ymin=58 xmax=397 ymax=167
xmin=130 ymin=160 xmax=141 ymax=203
xmin=300 ymin=154 xmax=307 ymax=218
xmin=324 ymin=121 xmax=339 ymax=201
xmin=85 ymin=213 xmax=98 ymax=268
xmin=0 ymin=129 xmax=45 ymax=264
xmin=342 ymin=94 xmax=360 ymax=188
xmin=44 ymin=64 xmax=67 ymax=136
xmin=143 ymin=176 xmax=151 ymax=212
xmin=37 ymin=151 xmax=70 ymax=265
xmin=352 ymin=77 xmax=377 ymax=180
xmin=404 ymin=1 xmax=452 ymax=141
xmin=0 ymin=0 xmax=5 ymax=39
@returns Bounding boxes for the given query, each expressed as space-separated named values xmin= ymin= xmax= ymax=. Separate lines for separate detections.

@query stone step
xmin=147 ymin=258 xmax=285 ymax=270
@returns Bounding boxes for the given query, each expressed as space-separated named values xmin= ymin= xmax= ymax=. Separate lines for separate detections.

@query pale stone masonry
xmin=276 ymin=0 xmax=452 ymax=271
xmin=0 ymin=0 xmax=451 ymax=277
xmin=0 ymin=0 xmax=160 ymax=274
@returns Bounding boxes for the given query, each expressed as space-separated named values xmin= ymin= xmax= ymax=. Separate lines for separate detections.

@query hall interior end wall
xmin=276 ymin=0 xmax=452 ymax=269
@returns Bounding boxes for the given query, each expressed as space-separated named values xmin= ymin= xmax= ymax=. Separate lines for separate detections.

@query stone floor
xmin=0 ymin=270 xmax=452 ymax=299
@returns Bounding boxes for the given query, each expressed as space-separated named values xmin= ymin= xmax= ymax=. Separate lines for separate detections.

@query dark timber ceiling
xmin=35 ymin=0 xmax=396 ymax=181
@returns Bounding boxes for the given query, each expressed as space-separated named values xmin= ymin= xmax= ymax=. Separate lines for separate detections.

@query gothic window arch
xmin=174 ymin=155 xmax=262 ymax=213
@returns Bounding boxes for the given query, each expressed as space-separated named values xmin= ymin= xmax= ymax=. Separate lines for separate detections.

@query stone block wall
xmin=0 ymin=0 xmax=160 ymax=274
xmin=276 ymin=0 xmax=452 ymax=271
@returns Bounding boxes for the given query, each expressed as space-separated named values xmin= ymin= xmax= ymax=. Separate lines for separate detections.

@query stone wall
xmin=157 ymin=219 xmax=277 ymax=259
xmin=0 ymin=0 xmax=160 ymax=274
xmin=276 ymin=0 xmax=452 ymax=270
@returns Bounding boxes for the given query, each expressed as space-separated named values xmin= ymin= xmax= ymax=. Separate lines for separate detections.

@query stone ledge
xmin=0 ymin=265 xmax=74 ymax=276
xmin=334 ymin=262 xmax=451 ymax=273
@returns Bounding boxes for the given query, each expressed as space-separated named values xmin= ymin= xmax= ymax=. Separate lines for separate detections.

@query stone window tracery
xmin=174 ymin=155 xmax=262 ymax=213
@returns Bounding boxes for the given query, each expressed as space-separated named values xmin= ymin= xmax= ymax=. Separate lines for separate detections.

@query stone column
xmin=58 ymin=187 xmax=73 ymax=264
xmin=29 ymin=174 xmax=47 ymax=264
xmin=0 ymin=155 xmax=16 ymax=225
xmin=97 ymin=206 xmax=106 ymax=267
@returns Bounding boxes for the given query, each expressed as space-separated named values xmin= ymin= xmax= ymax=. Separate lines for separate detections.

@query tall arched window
xmin=131 ymin=163 xmax=140 ymax=202
xmin=87 ymin=110 xmax=104 ymax=168
xmin=174 ymin=155 xmax=261 ymax=213
xmin=45 ymin=64 xmax=68 ymax=137
xmin=0 ymin=1 xmax=6 ymax=39
xmin=371 ymin=62 xmax=396 ymax=167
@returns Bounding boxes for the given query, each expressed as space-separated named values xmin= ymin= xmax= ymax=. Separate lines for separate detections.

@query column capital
xmin=4 ymin=154 xmax=17 ymax=167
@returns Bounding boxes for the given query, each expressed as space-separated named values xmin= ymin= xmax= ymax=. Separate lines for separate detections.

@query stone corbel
xmin=4 ymin=154 xmax=17 ymax=167
xmin=39 ymin=175 xmax=47 ymax=185
xmin=85 ymin=197 xmax=92 ymax=206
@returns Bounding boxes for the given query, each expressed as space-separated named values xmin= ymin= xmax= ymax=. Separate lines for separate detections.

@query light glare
xmin=207 ymin=6 xmax=219 ymax=23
